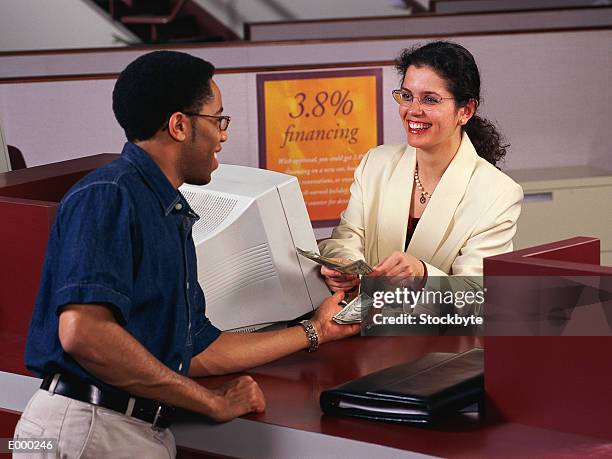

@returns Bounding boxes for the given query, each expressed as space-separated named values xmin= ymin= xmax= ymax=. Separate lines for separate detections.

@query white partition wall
xmin=432 ymin=0 xmax=608 ymax=14
xmin=1 ymin=29 xmax=611 ymax=173
xmin=245 ymin=6 xmax=612 ymax=41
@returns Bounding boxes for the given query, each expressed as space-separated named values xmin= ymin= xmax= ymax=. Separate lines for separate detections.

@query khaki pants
xmin=13 ymin=389 xmax=176 ymax=459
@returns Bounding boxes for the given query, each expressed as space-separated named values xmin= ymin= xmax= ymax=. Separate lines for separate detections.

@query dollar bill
xmin=296 ymin=248 xmax=373 ymax=275
xmin=333 ymin=293 xmax=375 ymax=324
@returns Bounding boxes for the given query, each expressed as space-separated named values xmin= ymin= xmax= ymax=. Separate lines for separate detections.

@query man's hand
xmin=371 ymin=251 xmax=424 ymax=278
xmin=207 ymin=375 xmax=265 ymax=422
xmin=59 ymin=304 xmax=261 ymax=423
xmin=190 ymin=292 xmax=359 ymax=377
xmin=311 ymin=291 xmax=360 ymax=344
xmin=320 ymin=258 xmax=361 ymax=292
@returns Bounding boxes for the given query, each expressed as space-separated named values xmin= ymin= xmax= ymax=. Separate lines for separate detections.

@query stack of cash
xmin=333 ymin=293 xmax=374 ymax=324
xmin=296 ymin=248 xmax=373 ymax=275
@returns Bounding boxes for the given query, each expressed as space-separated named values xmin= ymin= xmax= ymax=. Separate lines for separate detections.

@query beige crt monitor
xmin=180 ymin=165 xmax=330 ymax=332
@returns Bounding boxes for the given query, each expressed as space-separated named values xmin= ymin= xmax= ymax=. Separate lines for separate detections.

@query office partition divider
xmin=0 ymin=154 xmax=118 ymax=375
xmin=484 ymin=237 xmax=612 ymax=440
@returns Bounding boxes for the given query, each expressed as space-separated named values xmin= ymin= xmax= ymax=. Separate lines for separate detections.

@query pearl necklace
xmin=414 ymin=165 xmax=432 ymax=204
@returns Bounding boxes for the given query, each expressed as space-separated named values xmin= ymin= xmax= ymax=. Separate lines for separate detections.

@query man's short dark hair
xmin=113 ymin=50 xmax=215 ymax=142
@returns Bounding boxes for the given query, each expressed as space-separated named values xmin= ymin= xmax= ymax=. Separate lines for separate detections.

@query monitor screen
xmin=180 ymin=165 xmax=330 ymax=332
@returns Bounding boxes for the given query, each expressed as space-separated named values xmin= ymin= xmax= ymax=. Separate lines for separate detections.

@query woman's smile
xmin=407 ymin=120 xmax=433 ymax=135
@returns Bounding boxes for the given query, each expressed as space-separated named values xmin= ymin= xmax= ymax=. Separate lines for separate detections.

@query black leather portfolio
xmin=320 ymin=348 xmax=483 ymax=424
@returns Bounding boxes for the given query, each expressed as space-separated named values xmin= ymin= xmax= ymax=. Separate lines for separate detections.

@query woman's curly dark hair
xmin=395 ymin=41 xmax=508 ymax=167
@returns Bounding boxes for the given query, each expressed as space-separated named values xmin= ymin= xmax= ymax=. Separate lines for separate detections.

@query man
xmin=16 ymin=51 xmax=358 ymax=458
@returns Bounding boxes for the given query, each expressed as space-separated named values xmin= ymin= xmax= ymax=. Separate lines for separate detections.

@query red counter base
xmin=0 ymin=154 xmax=118 ymax=376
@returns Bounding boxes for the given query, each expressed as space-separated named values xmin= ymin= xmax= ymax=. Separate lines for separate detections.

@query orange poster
xmin=257 ymin=69 xmax=382 ymax=226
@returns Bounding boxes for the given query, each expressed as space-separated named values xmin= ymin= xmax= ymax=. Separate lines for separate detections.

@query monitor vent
xmin=229 ymin=323 xmax=274 ymax=333
xmin=202 ymin=242 xmax=277 ymax=305
xmin=234 ymin=326 xmax=258 ymax=333
xmin=183 ymin=190 xmax=238 ymax=238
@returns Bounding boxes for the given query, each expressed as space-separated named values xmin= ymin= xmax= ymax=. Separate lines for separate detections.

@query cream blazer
xmin=318 ymin=133 xmax=523 ymax=278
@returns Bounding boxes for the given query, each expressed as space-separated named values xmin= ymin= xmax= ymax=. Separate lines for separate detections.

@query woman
xmin=318 ymin=41 xmax=523 ymax=292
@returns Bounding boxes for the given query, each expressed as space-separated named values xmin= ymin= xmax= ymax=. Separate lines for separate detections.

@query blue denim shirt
xmin=25 ymin=143 xmax=221 ymax=393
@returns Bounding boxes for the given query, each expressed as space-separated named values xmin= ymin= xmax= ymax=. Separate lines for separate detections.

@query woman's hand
xmin=320 ymin=258 xmax=361 ymax=292
xmin=371 ymin=251 xmax=425 ymax=278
